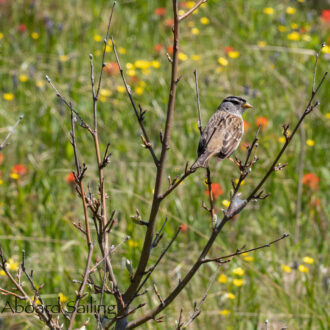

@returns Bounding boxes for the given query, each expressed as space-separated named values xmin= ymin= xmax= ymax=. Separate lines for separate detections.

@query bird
xmin=191 ymin=96 xmax=253 ymax=170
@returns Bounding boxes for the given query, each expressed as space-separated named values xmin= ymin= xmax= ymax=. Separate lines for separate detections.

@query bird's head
xmin=221 ymin=96 xmax=253 ymax=115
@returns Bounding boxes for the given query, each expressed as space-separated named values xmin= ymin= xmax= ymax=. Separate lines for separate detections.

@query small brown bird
xmin=191 ymin=96 xmax=253 ymax=170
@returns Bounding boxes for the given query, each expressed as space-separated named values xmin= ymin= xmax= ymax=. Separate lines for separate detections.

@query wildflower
xmin=100 ymin=89 xmax=111 ymax=98
xmin=18 ymin=24 xmax=27 ymax=33
xmin=128 ymin=240 xmax=139 ymax=247
xmin=180 ymin=224 xmax=188 ymax=232
xmin=218 ymin=273 xmax=228 ymax=283
xmin=154 ymin=7 xmax=166 ymax=16
xmin=205 ymin=183 xmax=224 ymax=199
xmin=178 ymin=9 xmax=185 ymax=16
xmin=19 ymin=74 xmax=28 ymax=82
xmin=286 ymin=7 xmax=296 ymax=15
xmin=298 ymin=264 xmax=309 ymax=273
xmin=186 ymin=1 xmax=195 ymax=9
xmin=302 ymin=173 xmax=319 ymax=190
xmin=281 ymin=264 xmax=292 ymax=273
xmin=243 ymin=120 xmax=250 ymax=130
xmin=233 ymin=278 xmax=243 ymax=287
xmin=154 ymin=44 xmax=163 ymax=52
xmin=135 ymin=60 xmax=150 ymax=70
xmin=167 ymin=45 xmax=173 ymax=54
xmin=263 ymin=7 xmax=275 ymax=15
xmin=0 ymin=270 xmax=5 ymax=276
xmin=321 ymin=10 xmax=330 ymax=23
xmin=256 ymin=116 xmax=268 ymax=129
xmin=278 ymin=25 xmax=287 ymax=32
xmin=258 ymin=41 xmax=267 ymax=47
xmin=142 ymin=69 xmax=150 ymax=75
xmin=118 ymin=47 xmax=126 ymax=54
xmin=10 ymin=173 xmax=19 ymax=180
xmin=325 ymin=113 xmax=330 ymax=119
xmin=164 ymin=18 xmax=174 ymax=27
xmin=302 ymin=35 xmax=311 ymax=42
xmin=126 ymin=62 xmax=134 ymax=70
xmin=226 ymin=292 xmax=235 ymax=299
xmin=135 ymin=86 xmax=144 ymax=95
xmin=93 ymin=34 xmax=102 ymax=42
xmin=58 ymin=292 xmax=68 ymax=303
xmin=322 ymin=45 xmax=330 ymax=54
xmin=224 ymin=46 xmax=234 ymax=53
xmin=287 ymin=32 xmax=300 ymax=41
xmin=151 ymin=60 xmax=161 ymax=69
xmin=3 ymin=93 xmax=14 ymax=101
xmin=200 ymin=17 xmax=209 ymax=25
xmin=191 ymin=55 xmax=201 ymax=61
xmin=244 ymin=256 xmax=254 ymax=262
xmin=31 ymin=32 xmax=39 ymax=39
xmin=105 ymin=45 xmax=111 ymax=53
xmin=104 ymin=62 xmax=119 ymax=75
xmin=31 ymin=296 xmax=41 ymax=305
xmin=191 ymin=27 xmax=199 ymax=35
xmin=178 ymin=52 xmax=187 ymax=61
xmin=306 ymin=139 xmax=314 ymax=147
xmin=66 ymin=172 xmax=75 ymax=183
xmin=278 ymin=137 xmax=286 ymax=143
xmin=218 ymin=57 xmax=228 ymax=66
xmin=291 ymin=23 xmax=298 ymax=29
xmin=235 ymin=179 xmax=244 ymax=185
xmin=232 ymin=267 xmax=244 ymax=276
xmin=36 ymin=80 xmax=45 ymax=88
xmin=59 ymin=55 xmax=68 ymax=62
xmin=12 ymin=164 xmax=28 ymax=176
xmin=228 ymin=51 xmax=240 ymax=59
xmin=303 ymin=256 xmax=314 ymax=264
xmin=219 ymin=310 xmax=230 ymax=316
xmin=222 ymin=200 xmax=230 ymax=208
xmin=117 ymin=86 xmax=126 ymax=93
xmin=7 ymin=258 xmax=19 ymax=271
xmin=0 ymin=32 xmax=3 ymax=40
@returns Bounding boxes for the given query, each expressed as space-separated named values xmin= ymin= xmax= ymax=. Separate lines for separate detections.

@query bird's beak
xmin=243 ymin=102 xmax=253 ymax=109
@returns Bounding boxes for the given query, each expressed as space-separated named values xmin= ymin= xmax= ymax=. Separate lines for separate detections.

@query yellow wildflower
xmin=287 ymin=32 xmax=300 ymax=41
xmin=226 ymin=292 xmax=235 ymax=300
xmin=244 ymin=256 xmax=254 ymax=262
xmin=278 ymin=25 xmax=287 ymax=32
xmin=127 ymin=69 xmax=136 ymax=77
xmin=228 ymin=51 xmax=240 ymax=59
xmin=281 ymin=264 xmax=292 ymax=273
xmin=58 ymin=292 xmax=68 ymax=303
xmin=0 ymin=32 xmax=3 ymax=40
xmin=291 ymin=23 xmax=298 ymax=29
xmin=218 ymin=273 xmax=228 ymax=283
xmin=100 ymin=89 xmax=111 ymax=97
xmin=135 ymin=86 xmax=144 ymax=95
xmin=151 ymin=60 xmax=161 ymax=69
xmin=31 ymin=32 xmax=39 ymax=39
xmin=186 ymin=1 xmax=195 ymax=9
xmin=3 ymin=93 xmax=14 ymax=101
xmin=303 ymin=256 xmax=314 ymax=264
xmin=325 ymin=113 xmax=330 ymax=119
xmin=235 ymin=179 xmax=244 ymax=185
xmin=258 ymin=41 xmax=267 ymax=47
xmin=93 ymin=34 xmax=102 ymax=42
xmin=117 ymin=86 xmax=126 ymax=93
xmin=99 ymin=96 xmax=107 ymax=103
xmin=7 ymin=258 xmax=19 ymax=271
xmin=263 ymin=7 xmax=274 ymax=15
xmin=0 ymin=270 xmax=5 ymax=276
xmin=105 ymin=45 xmax=111 ymax=53
xmin=219 ymin=309 xmax=230 ymax=316
xmin=10 ymin=173 xmax=19 ymax=180
xmin=59 ymin=55 xmax=68 ymax=62
xmin=188 ymin=21 xmax=195 ymax=28
xmin=191 ymin=55 xmax=201 ymax=61
xmin=135 ymin=60 xmax=150 ymax=69
xmin=19 ymin=74 xmax=28 ymax=82
xmin=142 ymin=69 xmax=150 ymax=75
xmin=306 ymin=139 xmax=314 ymax=147
xmin=178 ymin=52 xmax=188 ymax=61
xmin=232 ymin=267 xmax=245 ymax=276
xmin=178 ymin=9 xmax=185 ymax=16
xmin=191 ymin=27 xmax=199 ymax=35
xmin=286 ymin=7 xmax=296 ymax=14
xmin=298 ymin=264 xmax=309 ymax=273
xmin=322 ymin=46 xmax=330 ymax=54
xmin=0 ymin=179 xmax=3 ymax=185
xmin=222 ymin=200 xmax=230 ymax=208
xmin=200 ymin=17 xmax=210 ymax=25
xmin=302 ymin=35 xmax=311 ymax=42
xmin=278 ymin=137 xmax=286 ymax=143
xmin=31 ymin=296 xmax=41 ymax=305
xmin=126 ymin=62 xmax=134 ymax=70
xmin=298 ymin=0 xmax=304 ymax=2
xmin=233 ymin=278 xmax=244 ymax=287
xmin=36 ymin=80 xmax=45 ymax=88
xmin=218 ymin=57 xmax=228 ymax=66
xmin=128 ymin=240 xmax=139 ymax=247
xmin=118 ymin=47 xmax=126 ymax=54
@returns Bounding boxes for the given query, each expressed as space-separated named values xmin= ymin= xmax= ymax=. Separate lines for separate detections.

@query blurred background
xmin=0 ymin=0 xmax=329 ymax=328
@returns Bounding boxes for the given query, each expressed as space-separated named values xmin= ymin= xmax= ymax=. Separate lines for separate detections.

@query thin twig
xmin=0 ymin=115 xmax=24 ymax=151
xmin=179 ymin=0 xmax=208 ymax=22
xmin=194 ymin=69 xmax=202 ymax=135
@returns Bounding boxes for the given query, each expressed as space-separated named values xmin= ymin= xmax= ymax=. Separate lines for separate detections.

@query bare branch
xmin=194 ymin=69 xmax=203 ymax=135
xmin=179 ymin=0 xmax=208 ymax=22
xmin=0 ymin=115 xmax=24 ymax=151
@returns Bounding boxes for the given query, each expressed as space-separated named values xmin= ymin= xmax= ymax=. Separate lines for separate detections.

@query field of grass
xmin=0 ymin=0 xmax=329 ymax=329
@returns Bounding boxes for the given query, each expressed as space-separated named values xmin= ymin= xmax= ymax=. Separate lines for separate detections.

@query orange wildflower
xmin=224 ymin=46 xmax=234 ymax=53
xmin=302 ymin=173 xmax=319 ymax=190
xmin=104 ymin=62 xmax=120 ymax=76
xmin=164 ymin=18 xmax=174 ymax=27
xmin=244 ymin=120 xmax=250 ymax=131
xmin=155 ymin=7 xmax=166 ymax=16
xmin=167 ymin=45 xmax=173 ymax=54
xmin=154 ymin=44 xmax=163 ymax=52
xmin=205 ymin=183 xmax=224 ymax=199
xmin=12 ymin=164 xmax=28 ymax=176
xmin=180 ymin=224 xmax=188 ymax=232
xmin=256 ymin=116 xmax=268 ymax=130
xmin=66 ymin=172 xmax=75 ymax=183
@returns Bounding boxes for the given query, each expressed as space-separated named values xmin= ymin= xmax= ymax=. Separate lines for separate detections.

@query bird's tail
xmin=190 ymin=154 xmax=210 ymax=170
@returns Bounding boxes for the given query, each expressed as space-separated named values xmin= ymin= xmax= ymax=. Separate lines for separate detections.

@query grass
xmin=0 ymin=0 xmax=329 ymax=328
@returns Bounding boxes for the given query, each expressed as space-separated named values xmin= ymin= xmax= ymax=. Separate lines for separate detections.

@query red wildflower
xmin=244 ymin=120 xmax=250 ymax=131
xmin=256 ymin=116 xmax=268 ymax=130
xmin=154 ymin=44 xmax=163 ymax=52
xmin=18 ymin=24 xmax=27 ymax=32
xmin=154 ymin=7 xmax=166 ymax=16
xmin=180 ymin=2 xmax=188 ymax=8
xmin=66 ymin=172 xmax=75 ymax=183
xmin=180 ymin=224 xmax=188 ymax=232
xmin=302 ymin=173 xmax=319 ymax=190
xmin=12 ymin=164 xmax=28 ymax=176
xmin=164 ymin=18 xmax=174 ymax=27
xmin=224 ymin=46 xmax=234 ymax=53
xmin=104 ymin=62 xmax=120 ymax=76
xmin=321 ymin=10 xmax=330 ymax=23
xmin=167 ymin=45 xmax=173 ymax=54
xmin=0 ymin=153 xmax=3 ymax=165
xmin=205 ymin=183 xmax=224 ymax=200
